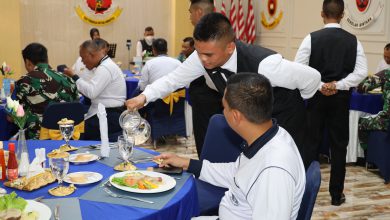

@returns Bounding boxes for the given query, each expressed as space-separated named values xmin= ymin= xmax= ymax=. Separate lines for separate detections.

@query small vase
xmin=17 ymin=129 xmax=29 ymax=176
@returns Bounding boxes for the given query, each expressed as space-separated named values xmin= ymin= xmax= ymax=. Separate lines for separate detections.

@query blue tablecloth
xmin=0 ymin=140 xmax=199 ymax=220
xmin=126 ymin=77 xmax=140 ymax=99
xmin=349 ymin=91 xmax=384 ymax=114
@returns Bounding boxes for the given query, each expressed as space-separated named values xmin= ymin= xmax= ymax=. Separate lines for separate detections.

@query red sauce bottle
xmin=0 ymin=142 xmax=6 ymax=180
xmin=7 ymin=143 xmax=18 ymax=180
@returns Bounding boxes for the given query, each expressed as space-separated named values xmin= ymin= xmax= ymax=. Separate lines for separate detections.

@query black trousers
xmin=189 ymin=77 xmax=223 ymax=157
xmin=84 ymin=107 xmax=124 ymax=142
xmin=305 ymin=91 xmax=351 ymax=198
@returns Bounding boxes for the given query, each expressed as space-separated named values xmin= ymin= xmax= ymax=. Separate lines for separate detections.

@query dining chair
xmin=145 ymin=89 xmax=187 ymax=148
xmin=296 ymin=161 xmax=321 ymax=220
xmin=366 ymin=123 xmax=390 ymax=183
xmin=196 ymin=114 xmax=243 ymax=216
xmin=39 ymin=102 xmax=85 ymax=140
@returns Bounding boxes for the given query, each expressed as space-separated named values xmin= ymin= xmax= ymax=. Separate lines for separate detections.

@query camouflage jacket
xmin=16 ymin=63 xmax=79 ymax=139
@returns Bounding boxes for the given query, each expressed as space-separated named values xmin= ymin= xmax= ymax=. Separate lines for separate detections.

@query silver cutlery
xmin=54 ymin=205 xmax=60 ymax=220
xmin=116 ymin=156 xmax=154 ymax=164
xmin=103 ymin=187 xmax=154 ymax=204
xmin=78 ymin=144 xmax=117 ymax=150
xmin=33 ymin=196 xmax=44 ymax=202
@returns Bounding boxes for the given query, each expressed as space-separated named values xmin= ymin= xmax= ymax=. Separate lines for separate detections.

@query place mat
xmin=79 ymin=172 xmax=192 ymax=210
xmin=42 ymin=197 xmax=82 ymax=220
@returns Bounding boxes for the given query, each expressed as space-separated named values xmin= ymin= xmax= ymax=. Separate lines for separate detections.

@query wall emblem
xmin=345 ymin=0 xmax=383 ymax=29
xmin=261 ymin=0 xmax=283 ymax=30
xmin=75 ymin=0 xmax=122 ymax=26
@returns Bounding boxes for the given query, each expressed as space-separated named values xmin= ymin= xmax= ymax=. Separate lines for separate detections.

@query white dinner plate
xmin=109 ymin=170 xmax=176 ymax=194
xmin=25 ymin=200 xmax=52 ymax=220
xmin=69 ymin=153 xmax=99 ymax=164
xmin=64 ymin=171 xmax=103 ymax=185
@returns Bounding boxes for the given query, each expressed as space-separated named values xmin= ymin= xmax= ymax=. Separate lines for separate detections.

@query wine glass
xmin=59 ymin=122 xmax=74 ymax=149
xmin=49 ymin=153 xmax=70 ymax=189
xmin=117 ymin=135 xmax=134 ymax=164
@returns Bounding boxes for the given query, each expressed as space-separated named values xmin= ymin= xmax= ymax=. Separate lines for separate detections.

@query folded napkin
xmin=97 ymin=103 xmax=110 ymax=157
xmin=26 ymin=148 xmax=46 ymax=179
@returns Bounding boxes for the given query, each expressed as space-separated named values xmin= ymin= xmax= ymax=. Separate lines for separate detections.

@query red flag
xmin=229 ymin=0 xmax=238 ymax=37
xmin=237 ymin=0 xmax=246 ymax=41
xmin=246 ymin=0 xmax=256 ymax=44
xmin=221 ymin=0 xmax=227 ymax=17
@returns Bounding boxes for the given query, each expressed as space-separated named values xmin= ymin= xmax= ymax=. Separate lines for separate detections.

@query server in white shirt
xmin=65 ymin=38 xmax=126 ymax=141
xmin=295 ymin=0 xmax=367 ymax=206
xmin=138 ymin=38 xmax=181 ymax=91
xmin=375 ymin=43 xmax=390 ymax=73
xmin=154 ymin=73 xmax=306 ymax=220
xmin=127 ymin=13 xmax=321 ymax=157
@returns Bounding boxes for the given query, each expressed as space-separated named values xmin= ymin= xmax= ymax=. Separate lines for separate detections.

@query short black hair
xmin=183 ymin=37 xmax=195 ymax=47
xmin=152 ymin=38 xmax=168 ymax=55
xmin=193 ymin=12 xmax=235 ymax=43
xmin=190 ymin=0 xmax=215 ymax=14
xmin=145 ymin=26 xmax=154 ymax=32
xmin=323 ymin=0 xmax=344 ymax=19
xmin=22 ymin=43 xmax=48 ymax=65
xmin=225 ymin=73 xmax=273 ymax=124
xmin=80 ymin=38 xmax=108 ymax=53
xmin=89 ymin=28 xmax=100 ymax=39
xmin=385 ymin=43 xmax=390 ymax=50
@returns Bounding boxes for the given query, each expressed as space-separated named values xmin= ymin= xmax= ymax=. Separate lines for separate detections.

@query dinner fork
xmin=103 ymin=187 xmax=154 ymax=204
xmin=54 ymin=205 xmax=60 ymax=220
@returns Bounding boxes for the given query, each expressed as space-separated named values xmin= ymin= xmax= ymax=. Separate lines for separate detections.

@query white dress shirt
xmin=76 ymin=57 xmax=126 ymax=119
xmin=142 ymin=45 xmax=321 ymax=103
xmin=138 ymin=55 xmax=181 ymax=91
xmin=72 ymin=57 xmax=94 ymax=81
xmin=294 ymin=23 xmax=368 ymax=90
xmin=136 ymin=41 xmax=143 ymax=57
xmin=375 ymin=59 xmax=390 ymax=73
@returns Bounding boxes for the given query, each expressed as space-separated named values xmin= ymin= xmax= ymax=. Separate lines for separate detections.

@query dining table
xmin=0 ymin=140 xmax=199 ymax=220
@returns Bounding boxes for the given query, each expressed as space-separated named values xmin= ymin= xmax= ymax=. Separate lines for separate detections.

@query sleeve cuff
xmin=72 ymin=75 xmax=80 ymax=82
xmin=187 ymin=159 xmax=203 ymax=178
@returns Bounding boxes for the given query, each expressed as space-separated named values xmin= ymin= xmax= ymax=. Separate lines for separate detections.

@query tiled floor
xmin=141 ymin=136 xmax=390 ymax=219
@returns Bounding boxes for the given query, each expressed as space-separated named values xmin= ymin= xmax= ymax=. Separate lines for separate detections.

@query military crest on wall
xmin=75 ymin=0 xmax=122 ymax=26
xmin=345 ymin=0 xmax=384 ymax=29
xmin=261 ymin=0 xmax=283 ymax=30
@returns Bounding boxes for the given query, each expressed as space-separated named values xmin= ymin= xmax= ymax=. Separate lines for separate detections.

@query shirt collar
xmin=324 ymin=23 xmax=341 ymax=28
xmin=221 ymin=47 xmax=237 ymax=73
xmin=242 ymin=119 xmax=279 ymax=159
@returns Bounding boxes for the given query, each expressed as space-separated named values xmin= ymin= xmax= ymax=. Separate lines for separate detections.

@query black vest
xmin=235 ymin=41 xmax=306 ymax=147
xmin=309 ymin=28 xmax=357 ymax=82
xmin=140 ymin=39 xmax=153 ymax=56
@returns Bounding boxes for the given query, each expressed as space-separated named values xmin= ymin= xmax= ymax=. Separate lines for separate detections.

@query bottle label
xmin=7 ymin=169 xmax=18 ymax=180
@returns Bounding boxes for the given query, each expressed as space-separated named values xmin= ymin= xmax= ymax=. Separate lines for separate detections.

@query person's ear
xmin=321 ymin=11 xmax=325 ymax=19
xmin=232 ymin=109 xmax=242 ymax=125
xmin=226 ymin=41 xmax=235 ymax=55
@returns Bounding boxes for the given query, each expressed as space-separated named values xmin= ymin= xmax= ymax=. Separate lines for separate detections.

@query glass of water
xmin=49 ymin=152 xmax=70 ymax=188
xmin=59 ymin=122 xmax=74 ymax=149
xmin=117 ymin=135 xmax=134 ymax=164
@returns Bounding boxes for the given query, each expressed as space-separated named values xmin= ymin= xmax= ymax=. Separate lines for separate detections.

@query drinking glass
xmin=49 ymin=154 xmax=69 ymax=189
xmin=59 ymin=122 xmax=74 ymax=149
xmin=117 ymin=135 xmax=134 ymax=164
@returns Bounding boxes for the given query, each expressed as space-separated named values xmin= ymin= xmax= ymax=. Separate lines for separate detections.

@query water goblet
xmin=117 ymin=135 xmax=134 ymax=164
xmin=59 ymin=122 xmax=74 ymax=149
xmin=48 ymin=152 xmax=70 ymax=190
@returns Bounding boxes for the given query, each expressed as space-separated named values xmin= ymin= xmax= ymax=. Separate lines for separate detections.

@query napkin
xmin=97 ymin=103 xmax=110 ymax=157
xmin=26 ymin=148 xmax=46 ymax=179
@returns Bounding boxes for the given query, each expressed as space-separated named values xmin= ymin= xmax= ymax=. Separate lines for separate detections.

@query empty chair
xmin=297 ymin=161 xmax=322 ymax=220
xmin=39 ymin=102 xmax=85 ymax=140
xmin=196 ymin=114 xmax=243 ymax=216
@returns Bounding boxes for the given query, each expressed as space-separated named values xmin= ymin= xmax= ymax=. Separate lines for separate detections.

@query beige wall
xmin=19 ymin=0 xmax=173 ymax=71
xmin=0 ymin=0 xmax=22 ymax=79
xmin=171 ymin=0 xmax=193 ymax=57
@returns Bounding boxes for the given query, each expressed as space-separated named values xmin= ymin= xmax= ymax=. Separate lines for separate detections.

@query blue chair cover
xmin=146 ymin=97 xmax=186 ymax=141
xmin=41 ymin=102 xmax=85 ymax=129
xmin=366 ymin=123 xmax=390 ymax=183
xmin=297 ymin=161 xmax=321 ymax=220
xmin=197 ymin=114 xmax=243 ymax=216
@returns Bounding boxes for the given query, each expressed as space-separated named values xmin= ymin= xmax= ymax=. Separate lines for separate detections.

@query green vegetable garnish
xmin=0 ymin=192 xmax=28 ymax=211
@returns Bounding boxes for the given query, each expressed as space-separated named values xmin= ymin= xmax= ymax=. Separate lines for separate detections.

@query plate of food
xmin=64 ymin=172 xmax=103 ymax=185
xmin=0 ymin=192 xmax=51 ymax=220
xmin=109 ymin=170 xmax=176 ymax=193
xmin=69 ymin=153 xmax=99 ymax=164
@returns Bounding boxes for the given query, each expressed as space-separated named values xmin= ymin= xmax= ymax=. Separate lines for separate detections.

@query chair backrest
xmin=200 ymin=114 xmax=243 ymax=162
xmin=297 ymin=161 xmax=321 ymax=220
xmin=41 ymin=102 xmax=85 ymax=129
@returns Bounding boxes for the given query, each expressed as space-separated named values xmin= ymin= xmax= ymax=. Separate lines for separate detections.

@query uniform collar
xmin=220 ymin=47 xmax=237 ymax=73
xmin=324 ymin=23 xmax=341 ymax=28
xmin=242 ymin=119 xmax=279 ymax=159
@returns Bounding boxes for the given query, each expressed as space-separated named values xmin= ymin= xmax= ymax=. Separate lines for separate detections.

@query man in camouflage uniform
xmin=358 ymin=68 xmax=390 ymax=149
xmin=16 ymin=43 xmax=79 ymax=139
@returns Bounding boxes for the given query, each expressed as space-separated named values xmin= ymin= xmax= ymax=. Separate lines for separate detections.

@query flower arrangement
xmin=0 ymin=62 xmax=14 ymax=77
xmin=6 ymin=97 xmax=29 ymax=129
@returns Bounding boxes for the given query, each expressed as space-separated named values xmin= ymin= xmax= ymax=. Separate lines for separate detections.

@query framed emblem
xmin=268 ymin=0 xmax=277 ymax=17
xmin=75 ymin=0 xmax=122 ymax=26
xmin=355 ymin=0 xmax=370 ymax=13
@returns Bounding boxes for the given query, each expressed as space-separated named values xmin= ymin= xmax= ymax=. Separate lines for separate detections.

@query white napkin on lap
xmin=97 ymin=103 xmax=110 ymax=157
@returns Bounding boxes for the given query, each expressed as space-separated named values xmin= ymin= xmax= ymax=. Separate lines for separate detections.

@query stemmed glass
xmin=117 ymin=135 xmax=134 ymax=164
xmin=59 ymin=122 xmax=74 ymax=149
xmin=49 ymin=152 xmax=70 ymax=190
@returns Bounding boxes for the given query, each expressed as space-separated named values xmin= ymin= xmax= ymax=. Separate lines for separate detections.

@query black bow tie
xmin=205 ymin=67 xmax=235 ymax=94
